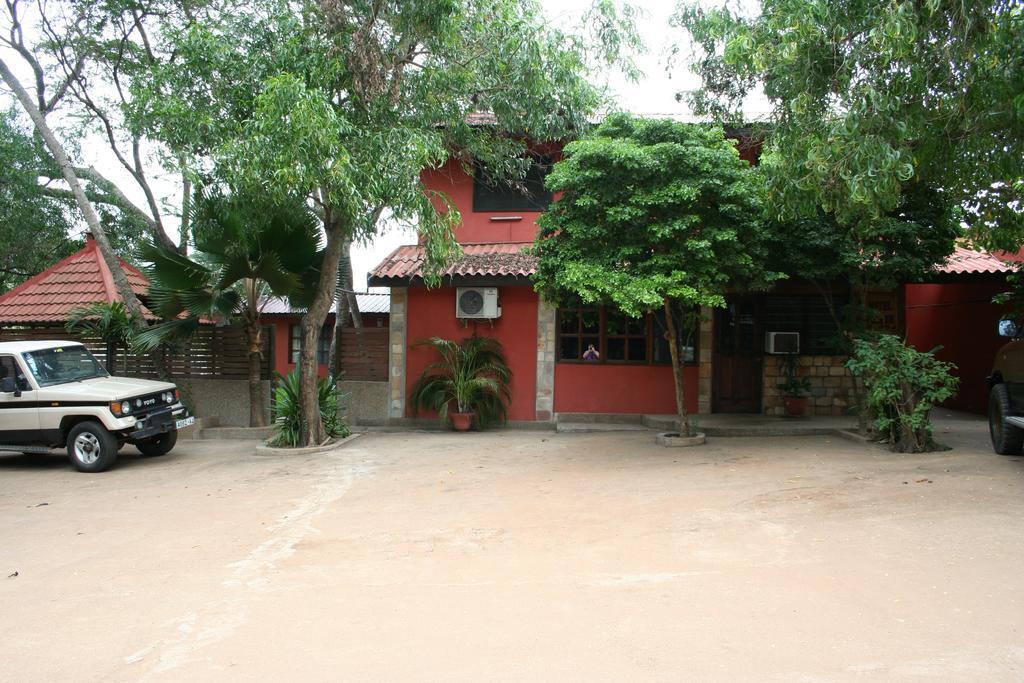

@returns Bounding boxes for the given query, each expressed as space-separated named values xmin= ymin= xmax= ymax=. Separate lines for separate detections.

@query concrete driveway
xmin=1 ymin=419 xmax=1023 ymax=681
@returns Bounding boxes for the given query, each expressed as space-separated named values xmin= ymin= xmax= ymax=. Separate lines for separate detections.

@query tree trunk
xmin=0 ymin=57 xmax=146 ymax=321
xmin=299 ymin=209 xmax=347 ymax=446
xmin=105 ymin=341 xmax=116 ymax=374
xmin=179 ymin=166 xmax=191 ymax=253
xmin=328 ymin=238 xmax=354 ymax=379
xmin=245 ymin=319 xmax=266 ymax=428
xmin=663 ymin=299 xmax=689 ymax=437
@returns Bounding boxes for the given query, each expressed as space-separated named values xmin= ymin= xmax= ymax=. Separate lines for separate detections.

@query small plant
xmin=409 ymin=335 xmax=512 ymax=429
xmin=66 ymin=301 xmax=144 ymax=373
xmin=270 ymin=369 xmax=349 ymax=447
xmin=846 ymin=335 xmax=959 ymax=453
xmin=777 ymin=353 xmax=812 ymax=397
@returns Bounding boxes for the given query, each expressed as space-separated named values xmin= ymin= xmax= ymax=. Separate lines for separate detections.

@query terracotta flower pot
xmin=450 ymin=412 xmax=475 ymax=431
xmin=782 ymin=395 xmax=809 ymax=417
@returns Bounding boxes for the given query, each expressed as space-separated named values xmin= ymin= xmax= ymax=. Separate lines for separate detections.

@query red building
xmin=370 ymin=146 xmax=1013 ymax=424
xmin=369 ymin=149 xmax=858 ymax=424
xmin=906 ymin=247 xmax=1014 ymax=414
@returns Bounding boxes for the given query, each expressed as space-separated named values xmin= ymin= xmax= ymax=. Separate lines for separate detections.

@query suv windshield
xmin=22 ymin=346 xmax=109 ymax=387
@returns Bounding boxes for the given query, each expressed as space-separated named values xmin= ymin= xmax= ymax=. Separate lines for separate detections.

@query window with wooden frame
xmin=288 ymin=324 xmax=332 ymax=365
xmin=557 ymin=305 xmax=697 ymax=365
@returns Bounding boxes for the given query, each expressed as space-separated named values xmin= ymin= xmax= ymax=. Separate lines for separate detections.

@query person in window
xmin=583 ymin=344 xmax=600 ymax=361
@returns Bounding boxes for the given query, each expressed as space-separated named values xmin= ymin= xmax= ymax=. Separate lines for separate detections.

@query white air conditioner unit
xmin=765 ymin=331 xmax=800 ymax=355
xmin=456 ymin=287 xmax=501 ymax=319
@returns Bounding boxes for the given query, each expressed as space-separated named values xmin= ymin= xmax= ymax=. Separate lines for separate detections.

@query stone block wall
xmin=698 ymin=306 xmax=713 ymax=415
xmin=176 ymin=378 xmax=272 ymax=427
xmin=762 ymin=355 xmax=855 ymax=417
xmin=535 ymin=302 xmax=556 ymax=422
xmin=388 ymin=287 xmax=408 ymax=419
xmin=339 ymin=380 xmax=389 ymax=426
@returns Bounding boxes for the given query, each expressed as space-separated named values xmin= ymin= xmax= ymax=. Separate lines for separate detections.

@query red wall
xmin=554 ymin=364 xmax=699 ymax=415
xmin=406 ymin=285 xmax=538 ymax=421
xmin=421 ymin=161 xmax=543 ymax=244
xmin=905 ymin=282 xmax=1009 ymax=414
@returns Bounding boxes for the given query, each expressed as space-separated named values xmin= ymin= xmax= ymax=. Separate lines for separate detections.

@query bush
xmin=409 ymin=335 xmax=512 ymax=429
xmin=270 ymin=370 xmax=349 ymax=447
xmin=846 ymin=335 xmax=959 ymax=452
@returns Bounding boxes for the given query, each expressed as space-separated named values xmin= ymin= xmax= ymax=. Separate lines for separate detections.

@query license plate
xmin=175 ymin=416 xmax=196 ymax=430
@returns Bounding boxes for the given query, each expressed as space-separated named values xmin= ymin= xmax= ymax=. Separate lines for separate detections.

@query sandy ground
xmin=1 ymin=419 xmax=1024 ymax=682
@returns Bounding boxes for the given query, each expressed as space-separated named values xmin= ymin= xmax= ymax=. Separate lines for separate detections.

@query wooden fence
xmin=337 ymin=327 xmax=388 ymax=382
xmin=0 ymin=325 xmax=273 ymax=380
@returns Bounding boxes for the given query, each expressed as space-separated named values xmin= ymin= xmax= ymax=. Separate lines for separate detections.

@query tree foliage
xmin=673 ymin=0 xmax=1024 ymax=248
xmin=534 ymin=114 xmax=781 ymax=434
xmin=846 ymin=335 xmax=959 ymax=453
xmin=131 ymin=0 xmax=622 ymax=445
xmin=0 ymin=108 xmax=77 ymax=292
xmin=139 ymin=190 xmax=323 ymax=427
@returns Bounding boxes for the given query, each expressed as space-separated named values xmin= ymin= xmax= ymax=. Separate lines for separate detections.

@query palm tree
xmin=66 ymin=301 xmax=143 ymax=373
xmin=409 ymin=336 xmax=512 ymax=430
xmin=137 ymin=190 xmax=322 ymax=427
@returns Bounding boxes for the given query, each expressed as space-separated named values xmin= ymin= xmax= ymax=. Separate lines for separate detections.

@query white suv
xmin=0 ymin=340 xmax=193 ymax=472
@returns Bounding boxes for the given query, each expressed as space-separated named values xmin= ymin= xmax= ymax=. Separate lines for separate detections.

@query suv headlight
xmin=165 ymin=391 xmax=174 ymax=404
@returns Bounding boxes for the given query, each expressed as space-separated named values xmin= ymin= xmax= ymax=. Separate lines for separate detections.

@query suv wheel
xmin=989 ymin=384 xmax=1024 ymax=455
xmin=66 ymin=421 xmax=119 ymax=473
xmin=136 ymin=431 xmax=177 ymax=457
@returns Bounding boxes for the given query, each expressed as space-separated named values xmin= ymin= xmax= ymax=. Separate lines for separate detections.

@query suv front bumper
xmin=127 ymin=405 xmax=190 ymax=441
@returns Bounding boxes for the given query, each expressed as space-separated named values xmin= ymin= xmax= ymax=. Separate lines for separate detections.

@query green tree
xmin=139 ymin=191 xmax=323 ymax=427
xmin=673 ymin=0 xmax=1024 ymax=248
xmin=768 ymin=184 xmax=959 ymax=431
xmin=133 ymin=0 xmax=627 ymax=445
xmin=771 ymin=184 xmax=959 ymax=337
xmin=0 ymin=108 xmax=77 ymax=292
xmin=534 ymin=114 xmax=781 ymax=436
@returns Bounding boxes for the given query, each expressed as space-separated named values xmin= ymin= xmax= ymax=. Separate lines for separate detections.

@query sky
xmin=1 ymin=0 xmax=760 ymax=292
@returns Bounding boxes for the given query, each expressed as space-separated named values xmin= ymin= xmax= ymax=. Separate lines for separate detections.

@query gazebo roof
xmin=0 ymin=237 xmax=153 ymax=324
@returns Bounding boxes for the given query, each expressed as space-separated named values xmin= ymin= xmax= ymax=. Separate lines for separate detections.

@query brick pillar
xmin=388 ymin=287 xmax=408 ymax=420
xmin=698 ymin=306 xmax=714 ymax=414
xmin=535 ymin=301 xmax=556 ymax=422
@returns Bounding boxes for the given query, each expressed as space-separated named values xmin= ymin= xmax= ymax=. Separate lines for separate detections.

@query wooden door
xmin=713 ymin=297 xmax=763 ymax=413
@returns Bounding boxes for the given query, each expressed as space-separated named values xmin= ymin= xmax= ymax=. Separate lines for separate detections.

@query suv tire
xmin=136 ymin=431 xmax=177 ymax=457
xmin=989 ymin=384 xmax=1024 ymax=455
xmin=66 ymin=421 xmax=119 ymax=473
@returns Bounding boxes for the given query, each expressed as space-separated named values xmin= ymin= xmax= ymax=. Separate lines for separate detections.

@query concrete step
xmin=556 ymin=422 xmax=656 ymax=434
xmin=198 ymin=426 xmax=276 ymax=441
xmin=555 ymin=412 xmax=644 ymax=425
xmin=642 ymin=415 xmax=679 ymax=431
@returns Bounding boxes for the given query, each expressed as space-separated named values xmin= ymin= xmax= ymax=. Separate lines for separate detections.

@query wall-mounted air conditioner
xmin=456 ymin=287 xmax=501 ymax=319
xmin=765 ymin=331 xmax=800 ymax=355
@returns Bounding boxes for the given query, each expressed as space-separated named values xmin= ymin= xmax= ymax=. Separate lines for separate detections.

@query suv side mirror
xmin=999 ymin=320 xmax=1022 ymax=338
xmin=1 ymin=376 xmax=17 ymax=394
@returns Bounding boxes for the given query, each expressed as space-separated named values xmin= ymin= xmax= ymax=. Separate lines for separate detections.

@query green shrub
xmin=846 ymin=335 xmax=959 ymax=452
xmin=270 ymin=370 xmax=349 ymax=447
xmin=409 ymin=335 xmax=512 ymax=429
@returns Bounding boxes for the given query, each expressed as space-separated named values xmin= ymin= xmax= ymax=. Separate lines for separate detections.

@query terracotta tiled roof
xmin=260 ymin=292 xmax=391 ymax=315
xmin=0 ymin=238 xmax=154 ymax=323
xmin=369 ymin=243 xmax=537 ymax=284
xmin=938 ymin=246 xmax=1015 ymax=275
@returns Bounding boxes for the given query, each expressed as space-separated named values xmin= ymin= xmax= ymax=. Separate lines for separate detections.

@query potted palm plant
xmin=409 ymin=336 xmax=512 ymax=431
xmin=778 ymin=353 xmax=813 ymax=417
